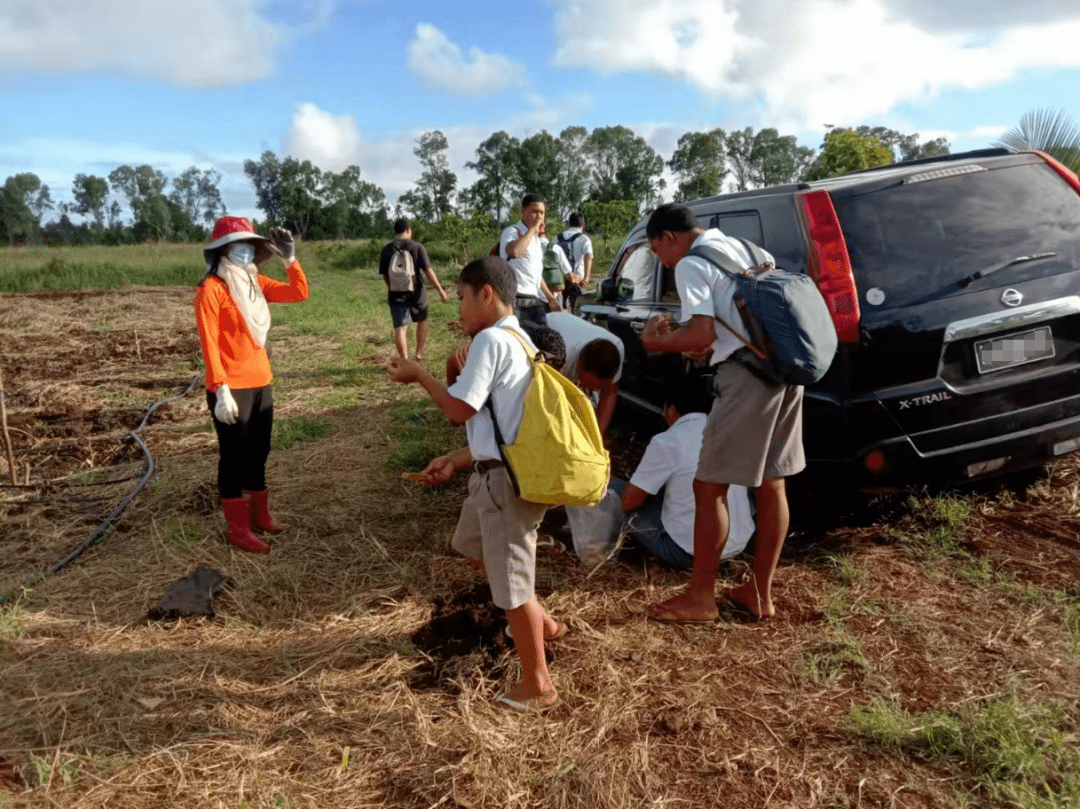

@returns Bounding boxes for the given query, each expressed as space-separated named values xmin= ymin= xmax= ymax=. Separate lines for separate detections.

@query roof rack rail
xmin=842 ymin=148 xmax=1013 ymax=177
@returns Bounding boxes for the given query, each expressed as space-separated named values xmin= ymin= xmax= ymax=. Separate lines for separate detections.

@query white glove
xmin=214 ymin=383 xmax=239 ymax=425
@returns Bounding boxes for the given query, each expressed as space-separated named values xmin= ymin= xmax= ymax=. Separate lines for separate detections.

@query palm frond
xmin=993 ymin=108 xmax=1080 ymax=173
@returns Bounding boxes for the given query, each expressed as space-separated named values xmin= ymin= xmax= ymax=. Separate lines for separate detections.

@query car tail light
xmin=1034 ymin=150 xmax=1080 ymax=196
xmin=798 ymin=190 xmax=861 ymax=343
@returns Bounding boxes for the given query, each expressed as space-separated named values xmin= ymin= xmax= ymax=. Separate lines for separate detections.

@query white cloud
xmin=552 ymin=0 xmax=1080 ymax=130
xmin=407 ymin=23 xmax=522 ymax=94
xmin=968 ymin=125 xmax=1009 ymax=140
xmin=284 ymin=104 xmax=363 ymax=173
xmin=282 ymin=99 xmax=588 ymax=204
xmin=0 ymin=0 xmax=287 ymax=86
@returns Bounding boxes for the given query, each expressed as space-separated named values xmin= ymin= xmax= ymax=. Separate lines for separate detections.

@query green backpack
xmin=542 ymin=241 xmax=570 ymax=288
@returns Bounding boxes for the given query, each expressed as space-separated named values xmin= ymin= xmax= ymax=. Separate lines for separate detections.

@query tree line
xmin=0 ymin=124 xmax=950 ymax=247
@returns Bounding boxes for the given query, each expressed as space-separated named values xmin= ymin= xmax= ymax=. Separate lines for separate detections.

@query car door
xmin=580 ymin=238 xmax=680 ymax=413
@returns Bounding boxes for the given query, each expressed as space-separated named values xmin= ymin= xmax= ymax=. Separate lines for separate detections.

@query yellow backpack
xmin=486 ymin=328 xmax=610 ymax=506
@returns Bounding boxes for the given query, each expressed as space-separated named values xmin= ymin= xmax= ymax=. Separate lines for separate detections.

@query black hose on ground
xmin=0 ymin=375 xmax=201 ymax=605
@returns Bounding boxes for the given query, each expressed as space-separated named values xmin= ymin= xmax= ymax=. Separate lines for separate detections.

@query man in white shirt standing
xmin=641 ymin=203 xmax=805 ymax=622
xmin=501 ymin=194 xmax=562 ymax=327
xmin=553 ymin=212 xmax=594 ymax=311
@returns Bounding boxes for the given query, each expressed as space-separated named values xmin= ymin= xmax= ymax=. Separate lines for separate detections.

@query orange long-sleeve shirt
xmin=194 ymin=260 xmax=309 ymax=392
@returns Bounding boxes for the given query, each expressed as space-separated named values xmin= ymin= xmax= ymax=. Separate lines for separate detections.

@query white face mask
xmin=228 ymin=243 xmax=256 ymax=267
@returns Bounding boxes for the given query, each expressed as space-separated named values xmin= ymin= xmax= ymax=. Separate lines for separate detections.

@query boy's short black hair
xmin=520 ymin=322 xmax=566 ymax=371
xmin=567 ymin=212 xmax=584 ymax=228
xmin=663 ymin=371 xmax=713 ymax=417
xmin=645 ymin=203 xmax=699 ymax=240
xmin=578 ymin=338 xmax=621 ymax=380
xmin=458 ymin=256 xmax=517 ymax=306
xmin=522 ymin=193 xmax=545 ymax=209
xmin=393 ymin=217 xmax=410 ymax=235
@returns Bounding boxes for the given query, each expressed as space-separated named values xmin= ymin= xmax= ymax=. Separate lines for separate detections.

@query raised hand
xmin=270 ymin=228 xmax=295 ymax=263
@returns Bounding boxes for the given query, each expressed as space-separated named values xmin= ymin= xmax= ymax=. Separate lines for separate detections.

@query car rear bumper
xmin=838 ymin=406 xmax=1080 ymax=490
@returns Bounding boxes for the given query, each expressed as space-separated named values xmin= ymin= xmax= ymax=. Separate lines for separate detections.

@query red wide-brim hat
xmin=204 ymin=216 xmax=275 ymax=264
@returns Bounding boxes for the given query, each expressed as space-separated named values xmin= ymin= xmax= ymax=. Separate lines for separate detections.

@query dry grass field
xmin=1 ymin=244 xmax=1079 ymax=809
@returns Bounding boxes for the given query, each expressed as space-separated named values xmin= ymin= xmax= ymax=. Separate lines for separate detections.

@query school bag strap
xmin=483 ymin=327 xmax=543 ymax=492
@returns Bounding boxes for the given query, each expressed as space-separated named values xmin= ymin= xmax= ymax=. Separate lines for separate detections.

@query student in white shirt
xmin=547 ymin=311 xmax=624 ymax=436
xmin=641 ymin=203 xmax=805 ymax=622
xmin=387 ymin=255 xmax=564 ymax=713
xmin=611 ymin=376 xmax=754 ymax=569
xmin=500 ymin=194 xmax=562 ymax=327
xmin=553 ymin=212 xmax=594 ymax=311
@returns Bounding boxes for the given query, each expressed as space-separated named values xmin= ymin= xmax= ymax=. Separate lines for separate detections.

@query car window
xmin=615 ymin=241 xmax=657 ymax=301
xmin=833 ymin=162 xmax=1080 ymax=309
xmin=707 ymin=211 xmax=764 ymax=246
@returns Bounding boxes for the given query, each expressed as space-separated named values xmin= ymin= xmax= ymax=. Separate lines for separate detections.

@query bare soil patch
xmin=1 ymin=287 xmax=1079 ymax=809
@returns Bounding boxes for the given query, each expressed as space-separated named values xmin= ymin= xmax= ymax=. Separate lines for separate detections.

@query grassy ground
xmin=0 ymin=242 xmax=1079 ymax=809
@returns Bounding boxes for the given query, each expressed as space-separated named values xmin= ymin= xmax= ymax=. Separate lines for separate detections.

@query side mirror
xmin=599 ymin=276 xmax=617 ymax=303
xmin=618 ymin=278 xmax=635 ymax=299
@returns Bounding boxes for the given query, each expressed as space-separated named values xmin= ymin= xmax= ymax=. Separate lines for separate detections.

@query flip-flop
xmin=537 ymin=534 xmax=567 ymax=554
xmin=548 ymin=622 xmax=570 ymax=641
xmin=504 ymin=622 xmax=570 ymax=642
xmin=645 ymin=603 xmax=719 ymax=625
xmin=495 ymin=692 xmax=559 ymax=713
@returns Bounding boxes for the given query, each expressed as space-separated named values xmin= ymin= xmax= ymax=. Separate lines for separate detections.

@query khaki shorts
xmin=696 ymin=361 xmax=806 ymax=487
xmin=452 ymin=466 xmax=548 ymax=610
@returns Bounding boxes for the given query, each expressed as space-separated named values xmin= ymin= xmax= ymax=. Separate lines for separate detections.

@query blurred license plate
xmin=975 ymin=326 xmax=1054 ymax=373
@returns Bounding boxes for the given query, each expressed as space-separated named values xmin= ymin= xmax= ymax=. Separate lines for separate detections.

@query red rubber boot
xmin=221 ymin=496 xmax=271 ymax=553
xmin=246 ymin=488 xmax=290 ymax=534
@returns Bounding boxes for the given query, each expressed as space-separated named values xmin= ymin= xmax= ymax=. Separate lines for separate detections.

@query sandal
xmin=537 ymin=534 xmax=567 ymax=554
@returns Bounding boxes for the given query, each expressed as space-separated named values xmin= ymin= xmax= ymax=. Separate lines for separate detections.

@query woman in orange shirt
xmin=194 ymin=217 xmax=309 ymax=553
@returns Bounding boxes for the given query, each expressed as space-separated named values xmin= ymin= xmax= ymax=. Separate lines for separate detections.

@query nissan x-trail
xmin=580 ymin=149 xmax=1080 ymax=491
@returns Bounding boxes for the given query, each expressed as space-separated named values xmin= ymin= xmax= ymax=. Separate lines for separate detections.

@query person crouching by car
xmin=194 ymin=217 xmax=309 ymax=554
xmin=610 ymin=375 xmax=754 ymax=571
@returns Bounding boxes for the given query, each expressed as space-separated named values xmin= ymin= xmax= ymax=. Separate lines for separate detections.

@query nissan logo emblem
xmin=1001 ymin=289 xmax=1023 ymax=307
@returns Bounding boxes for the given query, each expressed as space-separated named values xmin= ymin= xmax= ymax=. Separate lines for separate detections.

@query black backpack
xmin=555 ymin=232 xmax=581 ymax=267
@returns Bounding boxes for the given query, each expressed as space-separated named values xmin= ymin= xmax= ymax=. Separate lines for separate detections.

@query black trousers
xmin=515 ymin=297 xmax=548 ymax=328
xmin=562 ymin=283 xmax=585 ymax=313
xmin=207 ymin=385 xmax=274 ymax=499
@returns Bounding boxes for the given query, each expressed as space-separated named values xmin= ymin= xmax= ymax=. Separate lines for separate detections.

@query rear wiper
xmin=958 ymin=252 xmax=1058 ymax=288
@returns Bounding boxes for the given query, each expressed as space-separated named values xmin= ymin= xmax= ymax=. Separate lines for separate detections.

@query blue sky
xmin=2 ymin=0 xmax=1079 ymax=223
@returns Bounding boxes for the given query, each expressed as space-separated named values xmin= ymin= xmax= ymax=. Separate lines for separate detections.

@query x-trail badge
xmin=1001 ymin=289 xmax=1023 ymax=307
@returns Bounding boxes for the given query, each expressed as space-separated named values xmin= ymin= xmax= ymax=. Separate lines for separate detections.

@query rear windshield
xmin=833 ymin=162 xmax=1080 ymax=310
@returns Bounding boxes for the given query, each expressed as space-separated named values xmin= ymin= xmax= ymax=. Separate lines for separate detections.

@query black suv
xmin=580 ymin=149 xmax=1080 ymax=491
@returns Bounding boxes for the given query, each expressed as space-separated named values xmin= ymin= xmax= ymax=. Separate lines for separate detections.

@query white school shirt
xmin=628 ymin=412 xmax=755 ymax=558
xmin=500 ymin=221 xmax=544 ymax=298
xmin=447 ymin=316 xmax=537 ymax=462
xmin=676 ymin=229 xmax=776 ymax=364
xmin=556 ymin=228 xmax=594 ymax=274
xmin=547 ymin=311 xmax=624 ymax=385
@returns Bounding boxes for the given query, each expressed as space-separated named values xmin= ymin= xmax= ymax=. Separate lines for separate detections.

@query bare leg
xmin=415 ymin=318 xmax=429 ymax=361
xmin=727 ymin=476 xmax=788 ymax=619
xmin=503 ymin=596 xmax=558 ymax=707
xmin=647 ymin=480 xmax=729 ymax=622
xmin=535 ymin=599 xmax=562 ymax=639
xmin=393 ymin=325 xmax=409 ymax=360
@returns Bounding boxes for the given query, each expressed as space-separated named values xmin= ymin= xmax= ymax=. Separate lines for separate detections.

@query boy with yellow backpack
xmin=387 ymin=256 xmax=607 ymax=712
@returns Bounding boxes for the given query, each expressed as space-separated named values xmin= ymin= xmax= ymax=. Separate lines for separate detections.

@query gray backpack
xmin=387 ymin=246 xmax=416 ymax=293
xmin=688 ymin=238 xmax=838 ymax=386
